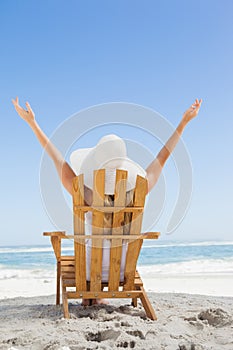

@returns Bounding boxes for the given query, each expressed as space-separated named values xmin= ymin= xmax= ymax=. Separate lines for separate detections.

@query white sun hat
xmin=70 ymin=134 xmax=147 ymax=194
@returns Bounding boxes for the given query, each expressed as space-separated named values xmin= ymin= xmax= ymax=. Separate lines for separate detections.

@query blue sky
xmin=1 ymin=0 xmax=233 ymax=245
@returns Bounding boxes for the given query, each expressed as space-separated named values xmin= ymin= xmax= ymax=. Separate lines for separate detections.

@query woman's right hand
xmin=12 ymin=97 xmax=35 ymax=126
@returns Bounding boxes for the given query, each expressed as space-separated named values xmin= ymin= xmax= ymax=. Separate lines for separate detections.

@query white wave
xmin=1 ymin=258 xmax=233 ymax=281
xmin=0 ymin=246 xmax=73 ymax=254
xmin=0 ymin=268 xmax=55 ymax=281
xmin=138 ymin=258 xmax=233 ymax=276
xmin=1 ymin=240 xmax=233 ymax=254
xmin=142 ymin=240 xmax=233 ymax=249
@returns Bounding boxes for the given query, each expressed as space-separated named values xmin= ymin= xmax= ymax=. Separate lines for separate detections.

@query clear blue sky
xmin=1 ymin=0 xmax=232 ymax=245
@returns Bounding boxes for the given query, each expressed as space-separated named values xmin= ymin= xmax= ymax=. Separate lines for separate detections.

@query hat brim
xmin=70 ymin=140 xmax=147 ymax=195
xmin=70 ymin=147 xmax=92 ymax=175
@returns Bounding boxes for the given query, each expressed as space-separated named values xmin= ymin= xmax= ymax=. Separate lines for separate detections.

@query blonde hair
xmin=103 ymin=190 xmax=134 ymax=234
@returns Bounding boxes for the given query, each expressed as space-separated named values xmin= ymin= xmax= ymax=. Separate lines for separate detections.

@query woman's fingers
xmin=192 ymin=98 xmax=202 ymax=110
xmin=26 ymin=101 xmax=33 ymax=113
xmin=194 ymin=99 xmax=202 ymax=114
xmin=12 ymin=97 xmax=28 ymax=113
xmin=11 ymin=98 xmax=16 ymax=106
xmin=12 ymin=96 xmax=20 ymax=108
xmin=196 ymin=99 xmax=202 ymax=110
xmin=12 ymin=97 xmax=18 ymax=105
xmin=12 ymin=97 xmax=27 ymax=117
xmin=25 ymin=102 xmax=31 ymax=112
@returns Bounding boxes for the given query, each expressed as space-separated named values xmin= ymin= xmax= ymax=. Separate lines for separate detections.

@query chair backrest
xmin=72 ymin=169 xmax=148 ymax=292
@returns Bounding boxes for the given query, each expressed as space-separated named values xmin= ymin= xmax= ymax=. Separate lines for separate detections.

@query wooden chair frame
xmin=44 ymin=169 xmax=160 ymax=320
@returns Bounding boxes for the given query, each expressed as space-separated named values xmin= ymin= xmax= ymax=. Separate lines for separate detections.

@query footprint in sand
xmin=185 ymin=308 xmax=232 ymax=329
xmin=85 ymin=329 xmax=121 ymax=342
xmin=198 ymin=308 xmax=232 ymax=327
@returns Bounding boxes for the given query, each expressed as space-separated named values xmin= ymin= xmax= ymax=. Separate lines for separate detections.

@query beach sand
xmin=0 ymin=292 xmax=233 ymax=350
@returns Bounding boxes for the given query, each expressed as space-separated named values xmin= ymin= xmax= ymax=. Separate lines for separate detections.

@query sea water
xmin=1 ymin=240 xmax=233 ymax=282
xmin=0 ymin=240 xmax=233 ymax=279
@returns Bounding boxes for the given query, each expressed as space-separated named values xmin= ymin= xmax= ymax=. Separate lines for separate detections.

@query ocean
xmin=1 ymin=240 xmax=233 ymax=282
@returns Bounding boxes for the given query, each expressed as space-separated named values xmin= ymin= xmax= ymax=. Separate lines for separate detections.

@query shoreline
xmin=0 ymin=273 xmax=232 ymax=300
xmin=143 ymin=274 xmax=233 ymax=297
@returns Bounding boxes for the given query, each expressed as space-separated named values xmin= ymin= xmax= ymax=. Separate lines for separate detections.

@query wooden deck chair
xmin=44 ymin=169 xmax=160 ymax=320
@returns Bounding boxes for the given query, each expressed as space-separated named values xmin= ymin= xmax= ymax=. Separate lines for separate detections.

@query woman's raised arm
xmin=12 ymin=97 xmax=76 ymax=195
xmin=146 ymin=98 xmax=202 ymax=193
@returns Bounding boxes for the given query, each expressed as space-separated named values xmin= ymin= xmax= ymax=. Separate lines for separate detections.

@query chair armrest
xmin=43 ymin=231 xmax=67 ymax=260
xmin=58 ymin=232 xmax=160 ymax=240
xmin=43 ymin=231 xmax=66 ymax=238
xmin=43 ymin=231 xmax=160 ymax=240
xmin=142 ymin=232 xmax=160 ymax=239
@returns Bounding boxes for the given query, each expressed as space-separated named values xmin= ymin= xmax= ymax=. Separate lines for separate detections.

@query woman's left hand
xmin=182 ymin=98 xmax=202 ymax=124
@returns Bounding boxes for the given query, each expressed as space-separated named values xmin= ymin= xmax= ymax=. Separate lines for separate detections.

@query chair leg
xmin=62 ymin=284 xmax=69 ymax=319
xmin=56 ymin=261 xmax=61 ymax=305
xmin=139 ymin=287 xmax=157 ymax=320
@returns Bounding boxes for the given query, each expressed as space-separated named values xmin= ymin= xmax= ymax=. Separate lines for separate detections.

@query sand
xmin=0 ymin=293 xmax=233 ymax=350
xmin=1 ymin=272 xmax=233 ymax=300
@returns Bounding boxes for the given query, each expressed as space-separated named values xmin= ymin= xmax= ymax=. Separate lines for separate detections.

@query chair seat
xmin=60 ymin=257 xmax=143 ymax=288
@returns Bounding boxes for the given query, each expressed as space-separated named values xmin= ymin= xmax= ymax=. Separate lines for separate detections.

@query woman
xmin=12 ymin=97 xmax=202 ymax=304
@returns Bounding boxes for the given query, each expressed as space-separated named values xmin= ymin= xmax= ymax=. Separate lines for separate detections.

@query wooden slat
xmin=62 ymin=273 xmax=74 ymax=278
xmin=60 ymin=256 xmax=75 ymax=261
xmin=62 ymin=285 xmax=69 ymax=318
xmin=62 ymin=272 xmax=75 ymax=277
xmin=43 ymin=231 xmax=66 ymax=237
xmin=73 ymin=175 xmax=86 ymax=291
xmin=56 ymin=261 xmax=61 ymax=305
xmin=44 ymin=232 xmax=160 ymax=240
xmin=124 ymin=175 xmax=148 ymax=290
xmin=61 ymin=266 xmax=75 ymax=272
xmin=74 ymin=206 xmax=144 ymax=213
xmin=50 ymin=236 xmax=61 ymax=305
xmin=63 ymin=282 xmax=75 ymax=288
xmin=139 ymin=286 xmax=157 ymax=320
xmin=134 ymin=270 xmax=143 ymax=286
xmin=142 ymin=232 xmax=160 ymax=239
xmin=60 ymin=259 xmax=74 ymax=263
xmin=134 ymin=279 xmax=143 ymax=287
xmin=51 ymin=236 xmax=61 ymax=260
xmin=62 ymin=277 xmax=143 ymax=288
xmin=67 ymin=290 xmax=142 ymax=299
xmin=90 ymin=169 xmax=105 ymax=292
xmin=108 ymin=170 xmax=127 ymax=291
xmin=63 ymin=233 xmax=160 ymax=240
xmin=74 ymin=241 xmax=86 ymax=291
xmin=62 ymin=276 xmax=143 ymax=288
xmin=61 ymin=264 xmax=75 ymax=269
